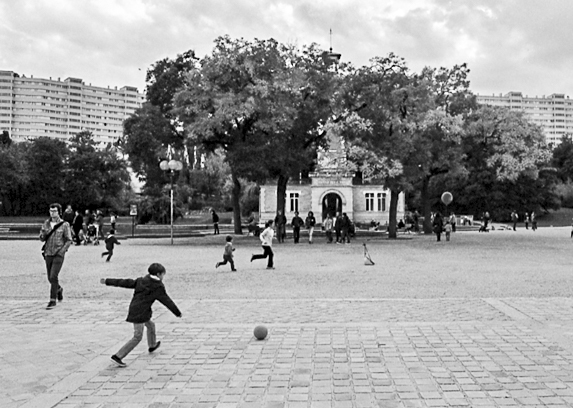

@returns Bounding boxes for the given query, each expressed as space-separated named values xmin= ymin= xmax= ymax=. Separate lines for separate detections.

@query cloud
xmin=1 ymin=0 xmax=573 ymax=96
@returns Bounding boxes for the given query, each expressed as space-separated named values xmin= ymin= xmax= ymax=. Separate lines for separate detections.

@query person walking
xmin=39 ymin=203 xmax=73 ymax=310
xmin=305 ymin=211 xmax=316 ymax=244
xmin=216 ymin=235 xmax=237 ymax=271
xmin=524 ymin=212 xmax=530 ymax=229
xmin=445 ymin=221 xmax=452 ymax=241
xmin=449 ymin=213 xmax=457 ymax=233
xmin=110 ymin=212 xmax=118 ymax=231
xmin=334 ymin=212 xmax=343 ymax=243
xmin=291 ymin=211 xmax=304 ymax=244
xmin=95 ymin=210 xmax=105 ymax=241
xmin=251 ymin=220 xmax=275 ymax=269
xmin=531 ymin=211 xmax=537 ymax=231
xmin=324 ymin=214 xmax=334 ymax=243
xmin=274 ymin=210 xmax=287 ymax=243
xmin=101 ymin=229 xmax=121 ymax=262
xmin=83 ymin=209 xmax=94 ymax=239
xmin=72 ymin=210 xmax=83 ymax=246
xmin=511 ymin=210 xmax=518 ymax=231
xmin=433 ymin=212 xmax=444 ymax=242
xmin=210 ymin=209 xmax=220 ymax=235
xmin=340 ymin=212 xmax=351 ymax=244
xmin=101 ymin=263 xmax=182 ymax=367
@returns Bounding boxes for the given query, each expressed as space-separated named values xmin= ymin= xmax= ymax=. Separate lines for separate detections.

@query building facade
xmin=476 ymin=92 xmax=573 ymax=145
xmin=0 ymin=70 xmax=144 ymax=144
xmin=258 ymin=136 xmax=405 ymax=226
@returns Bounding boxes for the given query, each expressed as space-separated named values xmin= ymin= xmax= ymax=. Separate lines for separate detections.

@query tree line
xmin=1 ymin=36 xmax=571 ymax=237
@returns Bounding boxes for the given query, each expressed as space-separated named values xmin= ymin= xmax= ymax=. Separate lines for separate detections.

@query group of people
xmin=61 ymin=205 xmax=119 ymax=246
xmin=273 ymin=210 xmax=353 ymax=244
xmin=431 ymin=212 xmax=456 ymax=242
xmin=513 ymin=210 xmax=538 ymax=231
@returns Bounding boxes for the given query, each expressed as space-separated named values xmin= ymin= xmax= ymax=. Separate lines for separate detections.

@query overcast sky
xmin=1 ymin=0 xmax=571 ymax=98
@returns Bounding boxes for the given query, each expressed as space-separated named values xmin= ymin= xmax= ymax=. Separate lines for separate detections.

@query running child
xmin=100 ymin=263 xmax=182 ymax=367
xmin=216 ymin=235 xmax=237 ymax=271
xmin=101 ymin=229 xmax=121 ymax=262
xmin=251 ymin=220 xmax=275 ymax=269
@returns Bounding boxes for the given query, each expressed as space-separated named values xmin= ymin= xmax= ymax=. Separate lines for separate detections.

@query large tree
xmin=445 ymin=106 xmax=554 ymax=219
xmin=23 ymin=137 xmax=68 ymax=215
xmin=0 ymin=141 xmax=29 ymax=215
xmin=339 ymin=58 xmax=473 ymax=237
xmin=337 ymin=54 xmax=423 ymax=238
xmin=65 ymin=131 xmax=130 ymax=210
xmin=123 ymin=103 xmax=180 ymax=191
xmin=253 ymin=43 xmax=340 ymax=217
xmin=175 ymin=36 xmax=301 ymax=233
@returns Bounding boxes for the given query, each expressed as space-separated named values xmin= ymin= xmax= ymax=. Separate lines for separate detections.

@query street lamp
xmin=159 ymin=159 xmax=183 ymax=245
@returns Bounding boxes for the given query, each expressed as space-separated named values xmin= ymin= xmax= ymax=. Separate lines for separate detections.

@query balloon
xmin=441 ymin=192 xmax=453 ymax=206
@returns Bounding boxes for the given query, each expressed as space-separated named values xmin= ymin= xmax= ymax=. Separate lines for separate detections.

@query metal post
xmin=170 ymin=172 xmax=174 ymax=245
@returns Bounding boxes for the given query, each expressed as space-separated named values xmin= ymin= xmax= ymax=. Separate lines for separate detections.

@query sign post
xmin=129 ymin=205 xmax=137 ymax=237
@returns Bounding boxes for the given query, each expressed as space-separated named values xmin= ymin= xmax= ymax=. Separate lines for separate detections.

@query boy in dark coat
xmin=101 ymin=229 xmax=121 ymax=262
xmin=101 ymin=263 xmax=182 ymax=367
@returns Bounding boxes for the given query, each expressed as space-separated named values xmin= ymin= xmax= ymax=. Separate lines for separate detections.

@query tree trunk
xmin=276 ymin=174 xmax=288 ymax=215
xmin=231 ymin=170 xmax=243 ymax=234
xmin=388 ymin=188 xmax=399 ymax=239
xmin=421 ymin=175 xmax=433 ymax=234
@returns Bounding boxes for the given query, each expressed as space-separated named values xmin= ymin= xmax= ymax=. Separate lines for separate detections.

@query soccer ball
xmin=253 ymin=325 xmax=268 ymax=340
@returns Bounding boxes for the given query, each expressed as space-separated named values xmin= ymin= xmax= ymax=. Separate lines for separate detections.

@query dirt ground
xmin=3 ymin=226 xmax=573 ymax=300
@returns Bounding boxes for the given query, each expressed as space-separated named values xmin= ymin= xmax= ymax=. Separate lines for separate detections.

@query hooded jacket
xmin=104 ymin=275 xmax=181 ymax=323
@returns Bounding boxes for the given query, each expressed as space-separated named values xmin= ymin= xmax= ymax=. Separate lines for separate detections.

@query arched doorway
xmin=322 ymin=193 xmax=342 ymax=221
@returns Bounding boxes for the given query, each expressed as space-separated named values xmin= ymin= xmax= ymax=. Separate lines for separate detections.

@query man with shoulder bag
xmin=39 ymin=203 xmax=73 ymax=310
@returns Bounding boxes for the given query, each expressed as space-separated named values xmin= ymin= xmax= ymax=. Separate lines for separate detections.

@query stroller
xmin=84 ymin=224 xmax=100 ymax=245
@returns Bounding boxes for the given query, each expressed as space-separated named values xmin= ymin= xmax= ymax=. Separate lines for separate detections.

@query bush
xmin=554 ymin=182 xmax=573 ymax=208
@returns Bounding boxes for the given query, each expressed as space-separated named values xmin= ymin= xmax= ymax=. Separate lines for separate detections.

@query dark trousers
xmin=213 ymin=223 xmax=219 ymax=234
xmin=293 ymin=227 xmax=301 ymax=243
xmin=102 ymin=249 xmax=114 ymax=262
xmin=335 ymin=229 xmax=341 ymax=242
xmin=45 ymin=255 xmax=64 ymax=301
xmin=252 ymin=245 xmax=274 ymax=267
xmin=341 ymin=228 xmax=350 ymax=243
xmin=277 ymin=225 xmax=285 ymax=242
xmin=326 ymin=230 xmax=333 ymax=243
xmin=218 ymin=255 xmax=235 ymax=270
xmin=73 ymin=227 xmax=82 ymax=244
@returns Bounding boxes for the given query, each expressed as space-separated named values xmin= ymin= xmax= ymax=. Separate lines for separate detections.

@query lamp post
xmin=159 ymin=159 xmax=183 ymax=245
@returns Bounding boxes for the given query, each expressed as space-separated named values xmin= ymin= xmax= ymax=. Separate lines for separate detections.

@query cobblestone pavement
xmin=5 ymin=297 xmax=573 ymax=408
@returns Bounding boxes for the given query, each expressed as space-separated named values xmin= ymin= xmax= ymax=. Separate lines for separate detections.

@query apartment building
xmin=476 ymin=92 xmax=573 ymax=145
xmin=0 ymin=70 xmax=144 ymax=144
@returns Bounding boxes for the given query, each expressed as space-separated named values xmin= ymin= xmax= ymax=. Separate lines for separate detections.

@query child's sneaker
xmin=215 ymin=262 xmax=220 ymax=269
xmin=57 ymin=288 xmax=64 ymax=302
xmin=149 ymin=341 xmax=161 ymax=353
xmin=46 ymin=300 xmax=57 ymax=310
xmin=111 ymin=355 xmax=126 ymax=367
